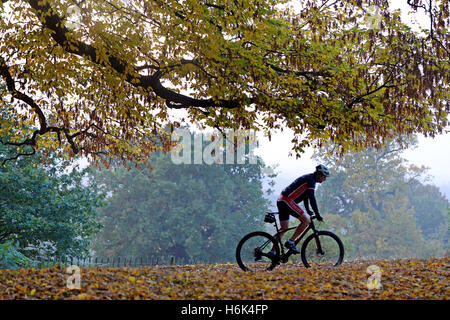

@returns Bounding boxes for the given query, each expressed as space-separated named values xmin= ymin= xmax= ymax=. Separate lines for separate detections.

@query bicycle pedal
xmin=286 ymin=249 xmax=299 ymax=256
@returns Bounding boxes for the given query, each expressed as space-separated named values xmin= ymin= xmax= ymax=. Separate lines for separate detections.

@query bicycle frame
xmin=269 ymin=213 xmax=323 ymax=261
xmin=236 ymin=212 xmax=344 ymax=271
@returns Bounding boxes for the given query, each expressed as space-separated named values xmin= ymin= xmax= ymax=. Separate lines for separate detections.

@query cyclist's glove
xmin=316 ymin=214 xmax=323 ymax=222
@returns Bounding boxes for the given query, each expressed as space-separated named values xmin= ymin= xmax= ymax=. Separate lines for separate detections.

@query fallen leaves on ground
xmin=0 ymin=257 xmax=448 ymax=300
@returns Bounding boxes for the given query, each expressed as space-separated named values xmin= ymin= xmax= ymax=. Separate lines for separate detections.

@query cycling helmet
xmin=315 ymin=164 xmax=330 ymax=177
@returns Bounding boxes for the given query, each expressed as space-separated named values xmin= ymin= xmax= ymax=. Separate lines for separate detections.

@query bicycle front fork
xmin=314 ymin=235 xmax=325 ymax=255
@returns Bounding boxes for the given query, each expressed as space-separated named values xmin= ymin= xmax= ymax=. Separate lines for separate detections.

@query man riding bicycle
xmin=269 ymin=164 xmax=330 ymax=256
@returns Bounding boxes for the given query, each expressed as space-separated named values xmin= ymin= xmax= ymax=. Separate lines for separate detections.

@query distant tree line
xmin=90 ymin=130 xmax=275 ymax=263
xmin=313 ymin=138 xmax=449 ymax=259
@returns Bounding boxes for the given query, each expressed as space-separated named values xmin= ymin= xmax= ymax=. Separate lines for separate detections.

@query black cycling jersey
xmin=279 ymin=173 xmax=319 ymax=216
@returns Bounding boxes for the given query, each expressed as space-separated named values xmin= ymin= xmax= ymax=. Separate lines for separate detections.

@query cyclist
xmin=269 ymin=164 xmax=330 ymax=256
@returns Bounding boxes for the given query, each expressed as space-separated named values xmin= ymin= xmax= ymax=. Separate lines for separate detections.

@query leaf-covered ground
xmin=0 ymin=257 xmax=448 ymax=300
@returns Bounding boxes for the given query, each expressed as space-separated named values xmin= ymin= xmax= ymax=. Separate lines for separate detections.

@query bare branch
xmin=1 ymin=145 xmax=36 ymax=166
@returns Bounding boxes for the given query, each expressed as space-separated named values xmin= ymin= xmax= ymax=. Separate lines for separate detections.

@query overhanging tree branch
xmin=25 ymin=0 xmax=241 ymax=109
xmin=0 ymin=146 xmax=36 ymax=166
xmin=0 ymin=56 xmax=48 ymax=133
xmin=0 ymin=56 xmax=82 ymax=159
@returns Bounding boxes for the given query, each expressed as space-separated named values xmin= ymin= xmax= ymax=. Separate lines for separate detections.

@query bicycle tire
xmin=236 ymin=231 xmax=280 ymax=272
xmin=300 ymin=230 xmax=344 ymax=268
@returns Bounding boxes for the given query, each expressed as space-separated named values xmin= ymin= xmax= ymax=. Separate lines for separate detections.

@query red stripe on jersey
xmin=287 ymin=183 xmax=308 ymax=201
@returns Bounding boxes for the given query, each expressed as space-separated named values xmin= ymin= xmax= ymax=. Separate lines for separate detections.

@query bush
xmin=0 ymin=242 xmax=35 ymax=269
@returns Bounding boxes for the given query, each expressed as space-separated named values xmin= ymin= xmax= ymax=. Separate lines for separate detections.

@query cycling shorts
xmin=276 ymin=194 xmax=306 ymax=221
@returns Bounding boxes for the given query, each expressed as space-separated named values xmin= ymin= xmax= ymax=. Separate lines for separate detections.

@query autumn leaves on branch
xmin=0 ymin=1 xmax=448 ymax=165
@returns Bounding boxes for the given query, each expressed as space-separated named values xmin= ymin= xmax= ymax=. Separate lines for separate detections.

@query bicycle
xmin=236 ymin=212 xmax=344 ymax=272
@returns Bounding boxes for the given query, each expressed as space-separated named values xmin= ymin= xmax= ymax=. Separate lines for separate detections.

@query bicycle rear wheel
xmin=236 ymin=231 xmax=280 ymax=272
xmin=301 ymin=231 xmax=344 ymax=268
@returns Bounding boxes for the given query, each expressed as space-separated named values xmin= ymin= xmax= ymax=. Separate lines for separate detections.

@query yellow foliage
xmin=0 ymin=0 xmax=448 ymax=165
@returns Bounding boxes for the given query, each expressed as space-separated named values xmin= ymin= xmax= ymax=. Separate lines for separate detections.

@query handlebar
xmin=310 ymin=214 xmax=324 ymax=221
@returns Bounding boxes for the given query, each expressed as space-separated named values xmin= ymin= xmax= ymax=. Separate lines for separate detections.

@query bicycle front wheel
xmin=301 ymin=231 xmax=344 ymax=268
xmin=236 ymin=231 xmax=280 ymax=272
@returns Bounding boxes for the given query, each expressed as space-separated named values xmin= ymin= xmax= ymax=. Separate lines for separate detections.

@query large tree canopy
xmin=0 ymin=0 xmax=448 ymax=166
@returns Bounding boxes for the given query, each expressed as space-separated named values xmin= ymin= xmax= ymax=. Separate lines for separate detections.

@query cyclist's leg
xmin=276 ymin=220 xmax=289 ymax=243
xmin=272 ymin=201 xmax=290 ymax=250
xmin=285 ymin=200 xmax=311 ymax=242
